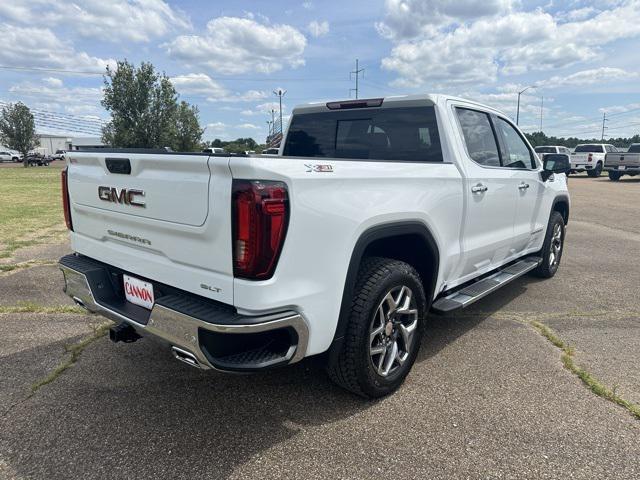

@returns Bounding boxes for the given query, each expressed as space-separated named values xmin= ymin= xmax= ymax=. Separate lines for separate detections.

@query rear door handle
xmin=471 ymin=183 xmax=488 ymax=194
xmin=518 ymin=182 xmax=530 ymax=190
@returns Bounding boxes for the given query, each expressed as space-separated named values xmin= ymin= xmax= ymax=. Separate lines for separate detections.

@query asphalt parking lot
xmin=1 ymin=174 xmax=638 ymax=479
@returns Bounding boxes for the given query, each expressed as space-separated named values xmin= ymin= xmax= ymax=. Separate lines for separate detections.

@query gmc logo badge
xmin=98 ymin=186 xmax=146 ymax=207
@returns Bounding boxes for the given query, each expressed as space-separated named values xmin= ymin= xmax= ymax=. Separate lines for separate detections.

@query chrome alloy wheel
xmin=549 ymin=223 xmax=563 ymax=267
xmin=368 ymin=285 xmax=418 ymax=377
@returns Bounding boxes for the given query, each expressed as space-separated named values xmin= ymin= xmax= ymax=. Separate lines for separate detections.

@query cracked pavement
xmin=0 ymin=174 xmax=639 ymax=479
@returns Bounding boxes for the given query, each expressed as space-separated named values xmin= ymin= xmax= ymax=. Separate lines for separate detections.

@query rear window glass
xmin=535 ymin=147 xmax=556 ymax=153
xmin=627 ymin=144 xmax=640 ymax=153
xmin=574 ymin=144 xmax=604 ymax=153
xmin=283 ymin=106 xmax=443 ymax=162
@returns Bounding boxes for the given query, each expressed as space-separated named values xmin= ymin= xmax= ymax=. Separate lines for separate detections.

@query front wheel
xmin=532 ymin=212 xmax=565 ymax=278
xmin=326 ymin=257 xmax=427 ymax=398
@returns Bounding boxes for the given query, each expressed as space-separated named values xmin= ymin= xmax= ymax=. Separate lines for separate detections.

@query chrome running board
xmin=431 ymin=257 xmax=542 ymax=314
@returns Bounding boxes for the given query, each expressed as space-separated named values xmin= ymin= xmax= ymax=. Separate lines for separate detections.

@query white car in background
xmin=571 ymin=143 xmax=618 ymax=177
xmin=0 ymin=151 xmax=13 ymax=162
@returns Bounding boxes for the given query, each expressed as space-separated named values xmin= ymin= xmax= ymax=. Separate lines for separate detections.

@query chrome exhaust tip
xmin=171 ymin=346 xmax=201 ymax=369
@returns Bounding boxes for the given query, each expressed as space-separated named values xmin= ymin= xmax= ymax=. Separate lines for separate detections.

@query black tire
xmin=326 ymin=257 xmax=427 ymax=398
xmin=608 ymin=171 xmax=622 ymax=181
xmin=532 ymin=211 xmax=565 ymax=278
xmin=587 ymin=162 xmax=602 ymax=177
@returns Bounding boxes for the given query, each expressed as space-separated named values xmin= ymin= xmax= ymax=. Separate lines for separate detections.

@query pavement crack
xmin=530 ymin=320 xmax=640 ymax=421
xmin=29 ymin=322 xmax=112 ymax=395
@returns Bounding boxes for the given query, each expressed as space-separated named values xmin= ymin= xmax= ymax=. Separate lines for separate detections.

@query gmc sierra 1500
xmin=59 ymin=94 xmax=570 ymax=397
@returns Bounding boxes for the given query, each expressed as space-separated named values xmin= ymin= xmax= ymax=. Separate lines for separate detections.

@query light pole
xmin=516 ymin=85 xmax=535 ymax=126
xmin=273 ymin=89 xmax=286 ymax=135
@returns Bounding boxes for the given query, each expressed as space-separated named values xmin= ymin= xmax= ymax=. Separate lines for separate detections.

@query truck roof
xmin=292 ymin=94 xmax=508 ymax=118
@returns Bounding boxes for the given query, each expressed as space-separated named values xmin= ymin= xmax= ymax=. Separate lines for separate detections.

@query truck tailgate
xmin=66 ymin=151 xmax=235 ymax=304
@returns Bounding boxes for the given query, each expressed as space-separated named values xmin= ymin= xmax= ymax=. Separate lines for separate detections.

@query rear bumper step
xmin=431 ymin=257 xmax=541 ymax=314
xmin=59 ymin=254 xmax=309 ymax=371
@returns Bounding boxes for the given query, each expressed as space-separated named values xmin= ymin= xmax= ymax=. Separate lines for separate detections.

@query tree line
xmin=525 ymin=131 xmax=640 ymax=149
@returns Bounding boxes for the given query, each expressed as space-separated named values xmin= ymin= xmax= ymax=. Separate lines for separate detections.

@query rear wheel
xmin=587 ymin=162 xmax=602 ymax=177
xmin=532 ymin=212 xmax=565 ymax=278
xmin=608 ymin=171 xmax=622 ymax=181
xmin=326 ymin=257 xmax=427 ymax=398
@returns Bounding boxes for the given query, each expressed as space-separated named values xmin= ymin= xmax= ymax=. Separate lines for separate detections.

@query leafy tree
xmin=203 ymin=138 xmax=264 ymax=153
xmin=175 ymin=102 xmax=204 ymax=152
xmin=0 ymin=102 xmax=39 ymax=167
xmin=525 ymin=131 xmax=640 ymax=149
xmin=101 ymin=60 xmax=203 ymax=151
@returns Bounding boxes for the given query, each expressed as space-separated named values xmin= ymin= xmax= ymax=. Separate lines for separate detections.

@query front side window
xmin=495 ymin=118 xmax=535 ymax=169
xmin=455 ymin=108 xmax=500 ymax=167
xmin=283 ymin=106 xmax=443 ymax=162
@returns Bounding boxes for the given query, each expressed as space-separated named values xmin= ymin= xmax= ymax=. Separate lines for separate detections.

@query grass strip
xmin=0 ymin=303 xmax=87 ymax=314
xmin=30 ymin=322 xmax=111 ymax=394
xmin=531 ymin=320 xmax=640 ymax=420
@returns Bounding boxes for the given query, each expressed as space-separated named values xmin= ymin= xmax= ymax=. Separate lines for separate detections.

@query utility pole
xmin=601 ymin=112 xmax=607 ymax=141
xmin=540 ymin=96 xmax=544 ymax=132
xmin=350 ymin=59 xmax=365 ymax=99
xmin=273 ymin=89 xmax=286 ymax=135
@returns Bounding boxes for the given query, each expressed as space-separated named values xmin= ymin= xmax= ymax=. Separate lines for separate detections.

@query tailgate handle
xmin=106 ymin=158 xmax=131 ymax=175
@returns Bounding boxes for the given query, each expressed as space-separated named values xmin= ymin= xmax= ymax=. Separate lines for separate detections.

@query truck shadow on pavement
xmin=1 ymin=277 xmax=533 ymax=480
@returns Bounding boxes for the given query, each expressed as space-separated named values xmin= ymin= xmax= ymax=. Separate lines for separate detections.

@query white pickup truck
xmin=570 ymin=143 xmax=618 ymax=177
xmin=604 ymin=143 xmax=640 ymax=181
xmin=59 ymin=94 xmax=570 ymax=397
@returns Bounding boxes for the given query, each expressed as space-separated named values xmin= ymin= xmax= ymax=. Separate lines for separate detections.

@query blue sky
xmin=1 ymin=0 xmax=639 ymax=142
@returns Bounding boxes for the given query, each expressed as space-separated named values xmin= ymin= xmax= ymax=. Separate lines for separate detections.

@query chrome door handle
xmin=518 ymin=182 xmax=530 ymax=190
xmin=471 ymin=184 xmax=488 ymax=194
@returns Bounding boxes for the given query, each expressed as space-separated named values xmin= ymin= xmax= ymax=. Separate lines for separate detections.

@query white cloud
xmin=164 ymin=16 xmax=307 ymax=74
xmin=171 ymin=73 xmax=228 ymax=98
xmin=375 ymin=0 xmax=513 ymax=40
xmin=538 ymin=67 xmax=638 ymax=89
xmin=380 ymin=2 xmax=640 ymax=88
xmin=0 ymin=0 xmax=191 ymax=43
xmin=302 ymin=1 xmax=313 ymax=9
xmin=171 ymin=73 xmax=269 ymax=103
xmin=0 ymin=25 xmax=115 ymax=73
xmin=236 ymin=123 xmax=261 ymax=130
xmin=9 ymin=78 xmax=103 ymax=114
xmin=241 ymin=102 xmax=284 ymax=116
xmin=308 ymin=20 xmax=329 ymax=38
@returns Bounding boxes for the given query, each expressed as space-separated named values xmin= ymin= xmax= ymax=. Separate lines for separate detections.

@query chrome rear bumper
xmin=60 ymin=255 xmax=308 ymax=371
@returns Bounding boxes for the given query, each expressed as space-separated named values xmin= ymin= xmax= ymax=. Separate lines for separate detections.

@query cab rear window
xmin=574 ymin=145 xmax=604 ymax=153
xmin=283 ymin=106 xmax=443 ymax=162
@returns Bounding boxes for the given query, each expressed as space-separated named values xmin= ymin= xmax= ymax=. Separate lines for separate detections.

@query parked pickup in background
xmin=571 ymin=143 xmax=618 ymax=177
xmin=534 ymin=145 xmax=572 ymax=161
xmin=605 ymin=143 xmax=640 ymax=181
xmin=58 ymin=94 xmax=570 ymax=398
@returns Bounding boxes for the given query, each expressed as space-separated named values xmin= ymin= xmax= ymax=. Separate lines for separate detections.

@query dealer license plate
xmin=123 ymin=274 xmax=155 ymax=310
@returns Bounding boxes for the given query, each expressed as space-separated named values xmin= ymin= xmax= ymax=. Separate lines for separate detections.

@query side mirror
xmin=542 ymin=154 xmax=570 ymax=181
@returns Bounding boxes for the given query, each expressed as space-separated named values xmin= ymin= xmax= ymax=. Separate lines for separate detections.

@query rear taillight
xmin=61 ymin=167 xmax=73 ymax=231
xmin=232 ymin=180 xmax=289 ymax=280
xmin=588 ymin=153 xmax=593 ymax=162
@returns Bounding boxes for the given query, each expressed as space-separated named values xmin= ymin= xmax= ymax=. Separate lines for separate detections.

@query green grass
xmin=531 ymin=321 xmax=640 ymax=420
xmin=30 ymin=322 xmax=111 ymax=393
xmin=0 ymin=302 xmax=86 ymax=314
xmin=0 ymin=167 xmax=65 ymax=258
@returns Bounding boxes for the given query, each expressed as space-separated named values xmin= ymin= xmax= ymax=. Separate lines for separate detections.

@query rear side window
xmin=283 ymin=106 xmax=443 ymax=162
xmin=575 ymin=144 xmax=604 ymax=153
xmin=455 ymin=108 xmax=500 ymax=167
xmin=628 ymin=144 xmax=640 ymax=153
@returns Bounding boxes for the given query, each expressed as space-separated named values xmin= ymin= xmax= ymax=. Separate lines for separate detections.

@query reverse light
xmin=61 ymin=167 xmax=73 ymax=231
xmin=232 ymin=180 xmax=289 ymax=280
